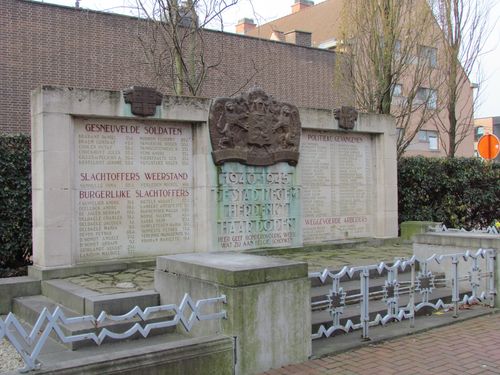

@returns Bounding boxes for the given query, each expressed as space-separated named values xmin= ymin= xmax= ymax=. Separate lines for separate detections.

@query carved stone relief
xmin=334 ymin=106 xmax=358 ymax=130
xmin=123 ymin=86 xmax=163 ymax=117
xmin=209 ymin=87 xmax=301 ymax=166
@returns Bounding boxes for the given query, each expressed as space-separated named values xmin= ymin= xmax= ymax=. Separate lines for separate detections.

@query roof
xmin=246 ymin=0 xmax=345 ymax=47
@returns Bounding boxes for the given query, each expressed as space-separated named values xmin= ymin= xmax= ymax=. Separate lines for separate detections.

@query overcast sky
xmin=33 ymin=0 xmax=499 ymax=118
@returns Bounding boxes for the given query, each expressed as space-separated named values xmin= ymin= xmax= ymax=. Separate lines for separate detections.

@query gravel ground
xmin=0 ymin=338 xmax=23 ymax=373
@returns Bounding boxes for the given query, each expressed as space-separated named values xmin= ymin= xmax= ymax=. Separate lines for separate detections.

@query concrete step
xmin=13 ymin=295 xmax=175 ymax=349
xmin=41 ymin=279 xmax=100 ymax=314
xmin=41 ymin=279 xmax=159 ymax=316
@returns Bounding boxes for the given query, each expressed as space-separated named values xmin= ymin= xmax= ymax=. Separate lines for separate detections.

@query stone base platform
xmin=28 ymin=259 xmax=156 ymax=281
xmin=2 ymin=333 xmax=234 ymax=375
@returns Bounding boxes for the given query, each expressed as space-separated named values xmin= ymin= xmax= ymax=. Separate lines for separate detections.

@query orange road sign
xmin=477 ymin=134 xmax=500 ymax=160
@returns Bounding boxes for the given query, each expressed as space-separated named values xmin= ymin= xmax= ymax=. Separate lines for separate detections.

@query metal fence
xmin=0 ymin=293 xmax=227 ymax=373
xmin=309 ymin=248 xmax=496 ymax=340
xmin=437 ymin=224 xmax=498 ymax=235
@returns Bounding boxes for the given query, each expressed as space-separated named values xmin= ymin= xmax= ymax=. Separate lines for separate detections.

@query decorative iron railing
xmin=309 ymin=249 xmax=496 ymax=340
xmin=0 ymin=293 xmax=227 ymax=373
xmin=437 ymin=224 xmax=498 ymax=235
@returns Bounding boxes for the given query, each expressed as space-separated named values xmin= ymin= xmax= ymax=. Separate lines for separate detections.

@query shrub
xmin=398 ymin=157 xmax=500 ymax=229
xmin=0 ymin=134 xmax=32 ymax=269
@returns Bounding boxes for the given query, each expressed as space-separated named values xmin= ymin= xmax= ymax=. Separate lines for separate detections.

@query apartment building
xmin=241 ymin=0 xmax=475 ymax=157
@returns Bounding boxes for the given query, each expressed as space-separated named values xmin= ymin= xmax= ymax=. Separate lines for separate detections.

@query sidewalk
xmin=261 ymin=313 xmax=500 ymax=375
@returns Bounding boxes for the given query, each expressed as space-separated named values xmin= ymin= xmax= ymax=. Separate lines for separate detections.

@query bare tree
xmin=335 ymin=0 xmax=443 ymax=158
xmin=133 ymin=0 xmax=240 ymax=96
xmin=429 ymin=0 xmax=490 ymax=157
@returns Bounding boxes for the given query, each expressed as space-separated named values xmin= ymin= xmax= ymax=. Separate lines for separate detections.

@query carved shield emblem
xmin=334 ymin=106 xmax=358 ymax=130
xmin=123 ymin=86 xmax=163 ymax=117
xmin=209 ymin=87 xmax=301 ymax=166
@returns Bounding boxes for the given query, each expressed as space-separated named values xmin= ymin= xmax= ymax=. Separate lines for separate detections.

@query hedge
xmin=398 ymin=157 xmax=500 ymax=229
xmin=1 ymin=136 xmax=499 ymax=269
xmin=0 ymin=134 xmax=32 ymax=269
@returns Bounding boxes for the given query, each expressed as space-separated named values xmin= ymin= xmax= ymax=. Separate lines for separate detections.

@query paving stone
xmin=259 ymin=313 xmax=500 ymax=375
xmin=269 ymin=243 xmax=413 ymax=272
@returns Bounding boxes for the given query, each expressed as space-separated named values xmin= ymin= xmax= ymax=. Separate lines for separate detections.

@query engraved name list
xmin=74 ymin=119 xmax=193 ymax=262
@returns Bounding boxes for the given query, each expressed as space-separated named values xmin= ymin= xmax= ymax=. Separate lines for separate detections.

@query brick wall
xmin=1 ymin=0 xmax=342 ymax=134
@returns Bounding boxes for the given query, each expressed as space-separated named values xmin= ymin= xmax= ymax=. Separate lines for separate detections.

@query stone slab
xmin=300 ymin=130 xmax=376 ymax=242
xmin=414 ymin=232 xmax=500 ymax=249
xmin=73 ymin=118 xmax=194 ymax=263
xmin=211 ymin=162 xmax=302 ymax=251
xmin=28 ymin=260 xmax=156 ymax=280
xmin=0 ymin=277 xmax=41 ymax=314
xmin=156 ymin=253 xmax=307 ymax=287
xmin=12 ymin=295 xmax=82 ymax=338
xmin=2 ymin=333 xmax=233 ymax=375
xmin=41 ymin=279 xmax=100 ymax=314
xmin=84 ymin=290 xmax=159 ymax=316
xmin=400 ymin=221 xmax=441 ymax=243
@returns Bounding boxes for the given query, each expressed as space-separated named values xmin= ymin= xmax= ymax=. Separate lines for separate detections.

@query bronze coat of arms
xmin=209 ymin=87 xmax=301 ymax=166
xmin=123 ymin=86 xmax=163 ymax=117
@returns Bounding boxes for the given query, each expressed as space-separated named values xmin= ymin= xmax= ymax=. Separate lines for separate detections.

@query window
xmin=418 ymin=45 xmax=437 ymax=68
xmin=474 ymin=126 xmax=485 ymax=141
xmin=418 ymin=130 xmax=428 ymax=142
xmin=416 ymin=87 xmax=437 ymax=109
xmin=391 ymin=83 xmax=407 ymax=106
xmin=392 ymin=83 xmax=403 ymax=97
xmin=428 ymin=132 xmax=438 ymax=150
xmin=394 ymin=39 xmax=402 ymax=55
xmin=418 ymin=130 xmax=439 ymax=151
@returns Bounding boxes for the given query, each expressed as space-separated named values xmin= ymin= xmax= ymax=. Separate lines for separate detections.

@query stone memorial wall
xmin=31 ymin=86 xmax=397 ymax=270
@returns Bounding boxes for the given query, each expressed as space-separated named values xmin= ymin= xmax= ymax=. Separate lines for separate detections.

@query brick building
xmin=1 ymin=0 xmax=342 ymax=134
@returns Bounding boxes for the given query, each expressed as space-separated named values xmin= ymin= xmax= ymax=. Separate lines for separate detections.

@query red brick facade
xmin=1 ymin=0 xmax=342 ymax=134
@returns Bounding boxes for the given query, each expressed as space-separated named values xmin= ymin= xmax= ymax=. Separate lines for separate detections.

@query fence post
xmin=451 ymin=256 xmax=459 ymax=318
xmin=360 ymin=268 xmax=370 ymax=340
xmin=409 ymin=261 xmax=415 ymax=328
xmin=488 ymin=250 xmax=496 ymax=308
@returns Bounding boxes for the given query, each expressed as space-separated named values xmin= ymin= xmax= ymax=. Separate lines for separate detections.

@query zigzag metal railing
xmin=310 ymin=248 xmax=496 ymax=340
xmin=438 ymin=224 xmax=499 ymax=235
xmin=0 ymin=293 xmax=227 ymax=373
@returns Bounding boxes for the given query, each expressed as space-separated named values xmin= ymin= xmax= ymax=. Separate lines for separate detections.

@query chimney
xmin=291 ymin=0 xmax=314 ymax=14
xmin=284 ymin=30 xmax=312 ymax=47
xmin=235 ymin=18 xmax=256 ymax=34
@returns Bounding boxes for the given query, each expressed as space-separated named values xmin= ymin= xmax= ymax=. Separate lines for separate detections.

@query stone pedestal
xmin=155 ymin=253 xmax=311 ymax=375
xmin=400 ymin=221 xmax=441 ymax=243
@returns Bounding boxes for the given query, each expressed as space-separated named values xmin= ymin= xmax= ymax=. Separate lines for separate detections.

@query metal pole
xmin=410 ymin=262 xmax=415 ymax=328
xmin=488 ymin=250 xmax=496 ymax=308
xmin=451 ymin=256 xmax=459 ymax=318
xmin=360 ymin=268 xmax=370 ymax=341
